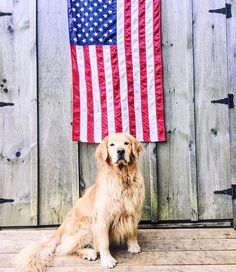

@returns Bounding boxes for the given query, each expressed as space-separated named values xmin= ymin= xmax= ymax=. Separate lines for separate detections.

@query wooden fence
xmin=0 ymin=0 xmax=236 ymax=227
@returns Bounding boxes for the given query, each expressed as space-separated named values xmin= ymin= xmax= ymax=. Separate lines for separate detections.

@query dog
xmin=16 ymin=133 xmax=145 ymax=271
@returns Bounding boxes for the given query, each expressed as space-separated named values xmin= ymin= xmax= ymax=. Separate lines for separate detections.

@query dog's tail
xmin=16 ymin=227 xmax=63 ymax=272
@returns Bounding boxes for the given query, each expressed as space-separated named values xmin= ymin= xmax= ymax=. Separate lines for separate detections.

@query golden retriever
xmin=16 ymin=133 xmax=145 ymax=271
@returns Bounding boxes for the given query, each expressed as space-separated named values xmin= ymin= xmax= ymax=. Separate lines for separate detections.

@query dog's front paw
xmin=79 ymin=248 xmax=97 ymax=261
xmin=128 ymin=243 xmax=141 ymax=254
xmin=101 ymin=255 xmax=118 ymax=269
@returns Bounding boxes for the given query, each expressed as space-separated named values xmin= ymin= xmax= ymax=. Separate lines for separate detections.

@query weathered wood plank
xmin=3 ymin=238 xmax=236 ymax=254
xmin=2 ymin=266 xmax=236 ymax=272
xmin=37 ymin=0 xmax=79 ymax=225
xmin=193 ymin=0 xmax=232 ymax=220
xmin=0 ymin=0 xmax=37 ymax=226
xmin=158 ymin=0 xmax=197 ymax=221
xmin=3 ymin=251 xmax=236 ymax=267
xmin=227 ymin=0 xmax=236 ymax=228
xmin=2 ymin=228 xmax=236 ymax=241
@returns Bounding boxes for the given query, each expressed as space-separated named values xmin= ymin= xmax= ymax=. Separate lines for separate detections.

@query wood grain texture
xmin=158 ymin=0 xmax=197 ymax=221
xmin=193 ymin=0 xmax=232 ymax=220
xmin=3 ymin=237 xmax=236 ymax=254
xmin=0 ymin=0 xmax=37 ymax=226
xmin=2 ymin=266 xmax=236 ymax=272
xmin=227 ymin=0 xmax=236 ymax=228
xmin=2 ymin=228 xmax=236 ymax=240
xmin=37 ymin=0 xmax=79 ymax=225
xmin=2 ymin=228 xmax=236 ymax=270
xmin=2 ymin=251 xmax=236 ymax=267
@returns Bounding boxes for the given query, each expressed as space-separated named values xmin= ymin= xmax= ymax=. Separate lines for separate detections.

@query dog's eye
xmin=110 ymin=143 xmax=115 ymax=146
xmin=124 ymin=142 xmax=129 ymax=145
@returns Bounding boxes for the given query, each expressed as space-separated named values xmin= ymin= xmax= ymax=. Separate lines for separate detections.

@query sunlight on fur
xmin=16 ymin=133 xmax=145 ymax=271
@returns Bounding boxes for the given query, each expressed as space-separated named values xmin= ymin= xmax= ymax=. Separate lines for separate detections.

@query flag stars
xmin=70 ymin=0 xmax=116 ymax=45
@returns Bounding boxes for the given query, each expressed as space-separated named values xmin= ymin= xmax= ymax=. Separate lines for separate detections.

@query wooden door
xmin=193 ymin=0 xmax=232 ymax=220
xmin=157 ymin=0 xmax=233 ymax=222
xmin=0 ymin=0 xmax=37 ymax=226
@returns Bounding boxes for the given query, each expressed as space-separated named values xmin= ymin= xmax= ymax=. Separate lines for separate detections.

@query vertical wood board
xmin=38 ymin=0 xmax=79 ymax=225
xmin=0 ymin=0 xmax=37 ymax=226
xmin=226 ymin=0 xmax=236 ymax=227
xmin=158 ymin=0 xmax=197 ymax=221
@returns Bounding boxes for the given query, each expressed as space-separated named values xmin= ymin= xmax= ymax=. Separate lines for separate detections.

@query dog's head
xmin=95 ymin=133 xmax=144 ymax=167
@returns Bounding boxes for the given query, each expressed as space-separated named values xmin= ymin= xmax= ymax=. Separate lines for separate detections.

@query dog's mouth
xmin=115 ymin=158 xmax=128 ymax=166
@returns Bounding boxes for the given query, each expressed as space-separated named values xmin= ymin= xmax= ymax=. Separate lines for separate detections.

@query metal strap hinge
xmin=0 ymin=102 xmax=14 ymax=107
xmin=214 ymin=185 xmax=236 ymax=200
xmin=0 ymin=12 xmax=12 ymax=17
xmin=0 ymin=198 xmax=14 ymax=204
xmin=211 ymin=94 xmax=234 ymax=109
xmin=209 ymin=3 xmax=232 ymax=18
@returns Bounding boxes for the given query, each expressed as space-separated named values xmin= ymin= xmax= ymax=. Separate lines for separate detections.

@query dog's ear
xmin=128 ymin=134 xmax=144 ymax=160
xmin=95 ymin=136 xmax=108 ymax=166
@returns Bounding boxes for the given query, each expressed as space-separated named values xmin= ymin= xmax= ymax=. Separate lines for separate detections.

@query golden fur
xmin=16 ymin=133 xmax=145 ymax=270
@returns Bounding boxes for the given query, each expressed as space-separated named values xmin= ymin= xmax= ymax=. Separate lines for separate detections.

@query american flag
xmin=68 ymin=0 xmax=166 ymax=143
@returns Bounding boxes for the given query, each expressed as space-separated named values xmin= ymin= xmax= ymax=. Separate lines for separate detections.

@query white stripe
xmin=103 ymin=46 xmax=116 ymax=135
xmin=145 ymin=0 xmax=158 ymax=141
xmin=117 ymin=0 xmax=129 ymax=134
xmin=89 ymin=46 xmax=102 ymax=143
xmin=76 ymin=46 xmax=87 ymax=142
xmin=131 ymin=0 xmax=143 ymax=141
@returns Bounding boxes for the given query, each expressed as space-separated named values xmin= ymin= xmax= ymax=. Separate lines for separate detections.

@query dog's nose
xmin=117 ymin=148 xmax=125 ymax=156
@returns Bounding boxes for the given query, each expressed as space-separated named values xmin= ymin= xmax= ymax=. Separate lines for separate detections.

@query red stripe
xmin=139 ymin=0 xmax=150 ymax=142
xmin=71 ymin=45 xmax=80 ymax=141
xmin=124 ymin=0 xmax=136 ymax=137
xmin=153 ymin=0 xmax=166 ymax=141
xmin=83 ymin=46 xmax=94 ymax=142
xmin=110 ymin=45 xmax=123 ymax=133
xmin=96 ymin=46 xmax=108 ymax=139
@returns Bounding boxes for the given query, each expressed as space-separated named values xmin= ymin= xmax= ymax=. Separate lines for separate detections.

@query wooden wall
xmin=0 ymin=0 xmax=235 ymax=226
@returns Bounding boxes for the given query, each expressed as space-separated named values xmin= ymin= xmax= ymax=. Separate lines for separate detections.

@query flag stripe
xmin=110 ymin=45 xmax=123 ymax=132
xmin=153 ymin=0 xmax=166 ymax=141
xmin=89 ymin=46 xmax=102 ymax=143
xmin=131 ymin=0 xmax=143 ymax=141
xmin=139 ymin=0 xmax=150 ymax=142
xmin=96 ymin=45 xmax=108 ymax=139
xmin=83 ymin=46 xmax=94 ymax=142
xmin=71 ymin=45 xmax=80 ymax=141
xmin=76 ymin=46 xmax=87 ymax=142
xmin=146 ymin=0 xmax=158 ymax=141
xmin=103 ymin=46 xmax=115 ymax=135
xmin=117 ymin=0 xmax=130 ymax=134
xmin=124 ymin=0 xmax=136 ymax=137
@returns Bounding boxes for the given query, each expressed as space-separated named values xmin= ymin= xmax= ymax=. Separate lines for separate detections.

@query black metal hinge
xmin=211 ymin=94 xmax=234 ymax=109
xmin=0 ymin=102 xmax=14 ymax=107
xmin=214 ymin=185 xmax=236 ymax=200
xmin=0 ymin=198 xmax=14 ymax=204
xmin=209 ymin=3 xmax=232 ymax=18
xmin=0 ymin=12 xmax=12 ymax=17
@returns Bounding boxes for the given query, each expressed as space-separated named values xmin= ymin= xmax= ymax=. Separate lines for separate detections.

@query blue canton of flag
xmin=68 ymin=0 xmax=117 ymax=45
